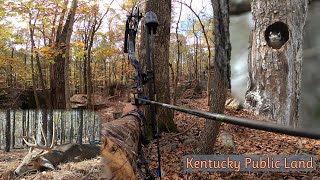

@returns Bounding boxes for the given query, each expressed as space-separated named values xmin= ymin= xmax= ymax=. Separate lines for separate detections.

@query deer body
xmin=14 ymin=143 xmax=100 ymax=175
xmin=15 ymin=122 xmax=101 ymax=176
xmin=42 ymin=143 xmax=100 ymax=165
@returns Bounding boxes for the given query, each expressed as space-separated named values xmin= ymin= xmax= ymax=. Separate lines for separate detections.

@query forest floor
xmin=99 ymin=92 xmax=320 ymax=180
xmin=1 ymin=91 xmax=320 ymax=179
xmin=0 ymin=148 xmax=102 ymax=179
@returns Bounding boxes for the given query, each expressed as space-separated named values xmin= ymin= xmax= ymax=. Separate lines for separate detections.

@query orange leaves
xmin=34 ymin=46 xmax=57 ymax=62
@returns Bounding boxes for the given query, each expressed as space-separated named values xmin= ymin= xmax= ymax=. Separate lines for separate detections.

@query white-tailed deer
xmin=14 ymin=124 xmax=100 ymax=176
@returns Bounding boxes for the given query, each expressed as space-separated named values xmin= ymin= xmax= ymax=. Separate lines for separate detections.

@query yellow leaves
xmin=105 ymin=48 xmax=119 ymax=57
xmin=93 ymin=45 xmax=119 ymax=61
xmin=122 ymin=0 xmax=139 ymax=8
xmin=78 ymin=1 xmax=102 ymax=15
xmin=0 ymin=57 xmax=20 ymax=65
xmin=0 ymin=56 xmax=28 ymax=81
xmin=78 ymin=3 xmax=90 ymax=14
xmin=73 ymin=41 xmax=86 ymax=47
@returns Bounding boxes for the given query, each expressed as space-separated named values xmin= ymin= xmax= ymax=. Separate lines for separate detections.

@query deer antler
xmin=17 ymin=121 xmax=55 ymax=152
xmin=40 ymin=126 xmax=48 ymax=147
xmin=23 ymin=130 xmax=53 ymax=152
xmin=50 ymin=121 xmax=55 ymax=149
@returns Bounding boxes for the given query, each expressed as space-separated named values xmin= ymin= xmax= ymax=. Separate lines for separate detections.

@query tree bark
xmin=22 ymin=110 xmax=26 ymax=145
xmin=200 ymin=0 xmax=231 ymax=154
xmin=69 ymin=111 xmax=74 ymax=143
xmin=192 ymin=18 xmax=199 ymax=82
xmin=60 ymin=111 xmax=65 ymax=144
xmin=29 ymin=23 xmax=40 ymax=109
xmin=47 ymin=110 xmax=54 ymax=147
xmin=35 ymin=53 xmax=52 ymax=109
xmin=173 ymin=3 xmax=183 ymax=105
xmin=65 ymin=40 xmax=71 ymax=109
xmin=144 ymin=0 xmax=177 ymax=133
xmin=26 ymin=110 xmax=30 ymax=137
xmin=11 ymin=110 xmax=15 ymax=149
xmin=5 ymin=110 xmax=10 ymax=152
xmin=51 ymin=0 xmax=78 ymax=109
xmin=245 ymin=0 xmax=308 ymax=126
xmin=7 ymin=48 xmax=14 ymax=88
xmin=77 ymin=109 xmax=83 ymax=145
xmin=41 ymin=109 xmax=48 ymax=145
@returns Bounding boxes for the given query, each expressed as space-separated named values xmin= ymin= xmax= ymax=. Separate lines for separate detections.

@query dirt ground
xmin=0 ymin=149 xmax=26 ymax=174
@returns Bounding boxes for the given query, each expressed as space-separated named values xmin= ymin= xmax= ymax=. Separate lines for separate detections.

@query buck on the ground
xmin=14 ymin=125 xmax=100 ymax=176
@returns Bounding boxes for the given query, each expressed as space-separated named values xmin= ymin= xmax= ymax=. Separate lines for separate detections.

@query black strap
xmin=136 ymin=148 xmax=155 ymax=180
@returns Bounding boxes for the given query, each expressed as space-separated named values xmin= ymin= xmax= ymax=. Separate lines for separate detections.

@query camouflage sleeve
xmin=121 ymin=109 xmax=146 ymax=127
xmin=100 ymin=110 xmax=145 ymax=179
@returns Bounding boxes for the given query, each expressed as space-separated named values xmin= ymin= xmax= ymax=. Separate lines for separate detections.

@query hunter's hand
xmin=123 ymin=103 xmax=144 ymax=115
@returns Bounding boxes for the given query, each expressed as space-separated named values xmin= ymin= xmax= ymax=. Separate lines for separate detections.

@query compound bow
xmin=124 ymin=6 xmax=161 ymax=180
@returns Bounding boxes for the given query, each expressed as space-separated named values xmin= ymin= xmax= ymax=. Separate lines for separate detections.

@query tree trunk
xmin=30 ymin=29 xmax=40 ymax=109
xmin=41 ymin=109 xmax=48 ymax=145
xmin=0 ymin=117 xmax=2 ymax=150
xmin=35 ymin=53 xmax=51 ymax=109
xmin=24 ymin=53 xmax=27 ymax=88
xmin=26 ymin=110 xmax=30 ymax=136
xmin=47 ymin=110 xmax=54 ymax=147
xmin=145 ymin=0 xmax=177 ymax=133
xmin=7 ymin=48 xmax=14 ymax=88
xmin=121 ymin=59 xmax=124 ymax=84
xmin=51 ymin=0 xmax=78 ymax=109
xmin=104 ymin=60 xmax=108 ymax=95
xmin=92 ymin=111 xmax=95 ymax=140
xmin=5 ymin=110 xmax=10 ymax=152
xmin=83 ymin=55 xmax=87 ymax=94
xmin=22 ymin=110 xmax=26 ymax=145
xmin=173 ymin=3 xmax=183 ymax=105
xmin=200 ymin=0 xmax=231 ymax=154
xmin=192 ymin=19 xmax=199 ymax=82
xmin=11 ymin=110 xmax=15 ymax=149
xmin=86 ymin=35 xmax=94 ymax=109
xmin=77 ymin=109 xmax=83 ymax=145
xmin=245 ymin=0 xmax=308 ymax=126
xmin=64 ymin=10 xmax=75 ymax=109
xmin=69 ymin=111 xmax=74 ymax=143
xmin=84 ymin=113 xmax=88 ymax=143
xmin=65 ymin=52 xmax=71 ymax=109
xmin=60 ymin=111 xmax=65 ymax=144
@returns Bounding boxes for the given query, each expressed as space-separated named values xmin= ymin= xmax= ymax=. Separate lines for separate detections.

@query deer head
xmin=14 ymin=124 xmax=55 ymax=175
